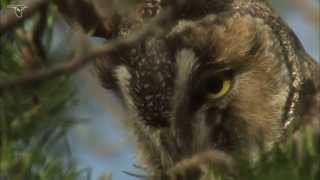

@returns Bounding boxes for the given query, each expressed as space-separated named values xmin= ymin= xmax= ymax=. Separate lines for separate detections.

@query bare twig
xmin=0 ymin=9 xmax=172 ymax=89
xmin=122 ymin=170 xmax=147 ymax=178
xmin=0 ymin=42 xmax=124 ymax=89
xmin=32 ymin=4 xmax=48 ymax=60
xmin=0 ymin=0 xmax=187 ymax=89
xmin=0 ymin=0 xmax=49 ymax=34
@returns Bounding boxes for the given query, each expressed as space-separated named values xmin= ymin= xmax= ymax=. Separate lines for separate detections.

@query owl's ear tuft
xmin=161 ymin=0 xmax=233 ymax=19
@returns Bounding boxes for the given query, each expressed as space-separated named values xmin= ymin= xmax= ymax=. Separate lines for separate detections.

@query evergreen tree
xmin=0 ymin=2 xmax=87 ymax=179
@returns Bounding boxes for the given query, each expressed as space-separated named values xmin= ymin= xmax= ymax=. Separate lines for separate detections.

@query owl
xmin=59 ymin=0 xmax=320 ymax=178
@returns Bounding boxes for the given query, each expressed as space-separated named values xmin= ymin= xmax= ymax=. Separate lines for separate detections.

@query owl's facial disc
xmin=98 ymin=13 xmax=291 ymax=153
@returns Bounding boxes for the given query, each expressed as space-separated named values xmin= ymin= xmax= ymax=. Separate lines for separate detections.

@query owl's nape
xmin=95 ymin=0 xmax=320 ymax=178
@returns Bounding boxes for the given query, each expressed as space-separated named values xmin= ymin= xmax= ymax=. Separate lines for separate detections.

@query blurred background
xmin=43 ymin=0 xmax=320 ymax=179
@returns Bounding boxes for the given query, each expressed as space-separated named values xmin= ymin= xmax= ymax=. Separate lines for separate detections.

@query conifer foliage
xmin=0 ymin=1 xmax=85 ymax=179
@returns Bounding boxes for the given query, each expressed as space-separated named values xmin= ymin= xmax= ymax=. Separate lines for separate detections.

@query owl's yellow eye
xmin=206 ymin=78 xmax=231 ymax=99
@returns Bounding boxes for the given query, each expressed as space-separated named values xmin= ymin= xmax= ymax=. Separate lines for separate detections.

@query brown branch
xmin=32 ymin=4 xmax=48 ymax=60
xmin=0 ymin=0 xmax=49 ymax=34
xmin=0 ymin=0 xmax=186 ymax=89
xmin=56 ymin=0 xmax=118 ymax=39
xmin=0 ymin=9 xmax=172 ymax=90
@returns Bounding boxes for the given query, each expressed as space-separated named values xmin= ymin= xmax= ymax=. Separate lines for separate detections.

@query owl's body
xmin=93 ymin=0 xmax=320 ymax=178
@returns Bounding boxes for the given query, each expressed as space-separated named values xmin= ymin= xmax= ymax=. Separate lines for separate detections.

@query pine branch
xmin=0 ymin=7 xmax=173 ymax=90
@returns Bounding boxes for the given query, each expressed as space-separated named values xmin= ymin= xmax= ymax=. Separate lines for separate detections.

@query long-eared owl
xmin=86 ymin=0 xmax=320 ymax=178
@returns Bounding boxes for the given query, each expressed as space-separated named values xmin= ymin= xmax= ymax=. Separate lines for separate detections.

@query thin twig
xmin=0 ymin=9 xmax=172 ymax=89
xmin=0 ymin=0 xmax=49 ymax=34
xmin=122 ymin=170 xmax=147 ymax=179
xmin=32 ymin=4 xmax=48 ymax=60
xmin=0 ymin=43 xmax=123 ymax=89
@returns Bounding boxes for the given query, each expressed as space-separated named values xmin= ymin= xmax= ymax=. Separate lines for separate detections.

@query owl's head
xmin=96 ymin=0 xmax=318 ymax=171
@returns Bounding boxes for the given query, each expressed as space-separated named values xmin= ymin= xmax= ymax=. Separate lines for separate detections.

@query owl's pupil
xmin=205 ymin=77 xmax=223 ymax=94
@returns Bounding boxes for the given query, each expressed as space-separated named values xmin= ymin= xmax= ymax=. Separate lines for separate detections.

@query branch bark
xmin=0 ymin=9 xmax=171 ymax=90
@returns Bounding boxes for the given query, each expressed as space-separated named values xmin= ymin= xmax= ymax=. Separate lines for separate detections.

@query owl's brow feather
xmin=207 ymin=35 xmax=263 ymax=73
